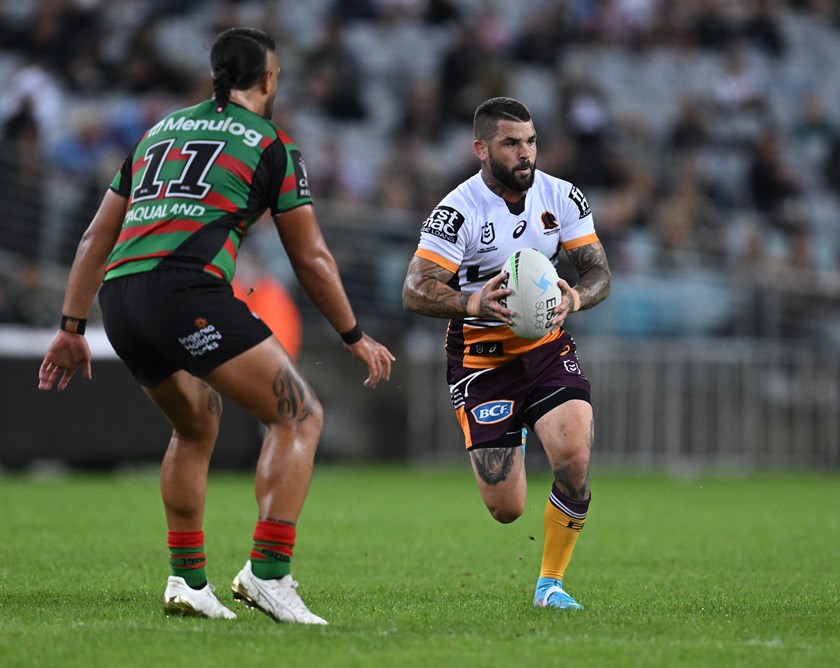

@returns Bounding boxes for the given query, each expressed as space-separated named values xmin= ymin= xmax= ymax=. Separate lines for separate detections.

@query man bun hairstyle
xmin=474 ymin=97 xmax=532 ymax=140
xmin=210 ymin=27 xmax=276 ymax=110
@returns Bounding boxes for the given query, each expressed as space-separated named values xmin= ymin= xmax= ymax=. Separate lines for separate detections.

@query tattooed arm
xmin=567 ymin=241 xmax=611 ymax=312
xmin=550 ymin=241 xmax=611 ymax=330
xmin=402 ymin=256 xmax=514 ymax=325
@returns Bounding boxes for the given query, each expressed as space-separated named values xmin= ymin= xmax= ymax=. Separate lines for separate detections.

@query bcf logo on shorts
xmin=471 ymin=400 xmax=514 ymax=424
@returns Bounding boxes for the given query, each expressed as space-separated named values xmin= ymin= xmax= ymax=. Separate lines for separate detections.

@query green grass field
xmin=0 ymin=464 xmax=837 ymax=667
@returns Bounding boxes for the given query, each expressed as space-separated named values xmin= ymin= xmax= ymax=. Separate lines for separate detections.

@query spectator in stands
xmin=559 ymin=75 xmax=630 ymax=189
xmin=791 ymin=91 xmax=836 ymax=180
xmin=118 ymin=17 xmax=192 ymax=94
xmin=667 ymin=94 xmax=712 ymax=153
xmin=689 ymin=0 xmax=736 ymax=50
xmin=712 ymin=40 xmax=768 ymax=116
xmin=652 ymin=157 xmax=723 ymax=267
xmin=0 ymin=277 xmax=23 ymax=323
xmin=510 ymin=5 xmax=569 ymax=66
xmin=0 ymin=59 xmax=65 ymax=150
xmin=303 ymin=18 xmax=367 ymax=121
xmin=821 ymin=133 xmax=840 ymax=197
xmin=329 ymin=0 xmax=380 ymax=22
xmin=50 ymin=106 xmax=123 ymax=263
xmin=588 ymin=0 xmax=636 ymax=45
xmin=395 ymin=77 xmax=446 ymax=143
xmin=5 ymin=261 xmax=56 ymax=327
xmin=21 ymin=0 xmax=110 ymax=92
xmin=0 ymin=100 xmax=45 ymax=261
xmin=747 ymin=127 xmax=807 ymax=237
xmin=422 ymin=0 xmax=461 ymax=26
xmin=742 ymin=0 xmax=787 ymax=59
xmin=438 ymin=15 xmax=511 ymax=126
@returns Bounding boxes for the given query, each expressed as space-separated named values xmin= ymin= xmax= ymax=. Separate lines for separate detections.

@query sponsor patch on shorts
xmin=471 ymin=399 xmax=514 ymax=424
xmin=179 ymin=318 xmax=223 ymax=357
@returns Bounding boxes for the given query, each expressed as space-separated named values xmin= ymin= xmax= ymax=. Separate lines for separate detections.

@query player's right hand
xmin=467 ymin=271 xmax=514 ymax=324
xmin=344 ymin=334 xmax=396 ymax=389
xmin=38 ymin=330 xmax=93 ymax=391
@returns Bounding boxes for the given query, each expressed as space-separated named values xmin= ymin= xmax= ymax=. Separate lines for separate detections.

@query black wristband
xmin=60 ymin=315 xmax=87 ymax=335
xmin=340 ymin=324 xmax=363 ymax=345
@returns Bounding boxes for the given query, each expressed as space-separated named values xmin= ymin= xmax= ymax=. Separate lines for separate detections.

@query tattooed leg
xmin=471 ymin=447 xmax=517 ymax=485
xmin=470 ymin=446 xmax=527 ymax=524
xmin=200 ymin=380 xmax=223 ymax=417
xmin=272 ymin=366 xmax=314 ymax=422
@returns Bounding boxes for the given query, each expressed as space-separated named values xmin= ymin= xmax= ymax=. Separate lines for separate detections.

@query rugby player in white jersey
xmin=403 ymin=97 xmax=611 ymax=610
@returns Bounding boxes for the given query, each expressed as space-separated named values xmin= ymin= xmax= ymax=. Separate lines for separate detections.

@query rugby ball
xmin=503 ymin=248 xmax=562 ymax=340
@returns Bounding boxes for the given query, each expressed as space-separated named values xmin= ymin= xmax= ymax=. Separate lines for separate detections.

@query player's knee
xmin=174 ymin=422 xmax=218 ymax=447
xmin=486 ymin=500 xmax=525 ymax=524
xmin=173 ymin=404 xmax=222 ymax=444
xmin=303 ymin=395 xmax=324 ymax=434
xmin=568 ymin=443 xmax=590 ymax=471
xmin=266 ymin=391 xmax=323 ymax=439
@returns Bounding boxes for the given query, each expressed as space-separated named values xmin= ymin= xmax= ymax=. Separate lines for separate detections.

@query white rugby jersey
xmin=414 ymin=170 xmax=598 ymax=369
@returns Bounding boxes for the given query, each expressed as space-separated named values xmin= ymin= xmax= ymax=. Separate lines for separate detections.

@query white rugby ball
xmin=503 ymin=248 xmax=562 ymax=340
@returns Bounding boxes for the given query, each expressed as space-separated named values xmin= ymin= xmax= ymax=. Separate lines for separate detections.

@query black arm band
xmin=60 ymin=315 xmax=87 ymax=335
xmin=340 ymin=324 xmax=363 ymax=345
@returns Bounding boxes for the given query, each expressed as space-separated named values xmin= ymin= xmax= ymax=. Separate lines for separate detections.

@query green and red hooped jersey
xmin=104 ymin=100 xmax=312 ymax=283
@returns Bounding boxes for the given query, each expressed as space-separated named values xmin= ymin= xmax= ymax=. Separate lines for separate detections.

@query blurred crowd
xmin=2 ymin=0 xmax=840 ymax=344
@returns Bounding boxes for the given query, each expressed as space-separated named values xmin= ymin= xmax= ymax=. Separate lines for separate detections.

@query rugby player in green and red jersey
xmin=39 ymin=27 xmax=395 ymax=624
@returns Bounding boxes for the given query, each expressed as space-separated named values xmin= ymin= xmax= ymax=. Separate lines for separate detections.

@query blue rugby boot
xmin=534 ymin=577 xmax=583 ymax=610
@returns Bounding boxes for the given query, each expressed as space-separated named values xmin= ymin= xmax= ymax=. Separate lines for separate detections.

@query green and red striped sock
xmin=167 ymin=530 xmax=207 ymax=589
xmin=250 ymin=520 xmax=295 ymax=580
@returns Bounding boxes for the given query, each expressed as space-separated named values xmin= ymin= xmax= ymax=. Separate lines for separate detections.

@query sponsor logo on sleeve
xmin=290 ymin=149 xmax=311 ymax=198
xmin=421 ymin=206 xmax=465 ymax=243
xmin=568 ymin=185 xmax=591 ymax=219
xmin=471 ymin=399 xmax=514 ymax=424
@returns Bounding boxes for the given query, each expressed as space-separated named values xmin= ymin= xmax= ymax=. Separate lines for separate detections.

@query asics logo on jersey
xmin=531 ymin=271 xmax=554 ymax=296
xmin=148 ymin=115 xmax=264 ymax=147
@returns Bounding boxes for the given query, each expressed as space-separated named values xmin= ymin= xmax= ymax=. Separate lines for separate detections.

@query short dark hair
xmin=473 ymin=97 xmax=532 ymax=140
xmin=210 ymin=27 xmax=276 ymax=109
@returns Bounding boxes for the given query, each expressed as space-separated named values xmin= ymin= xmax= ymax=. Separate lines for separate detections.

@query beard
xmin=262 ymin=94 xmax=276 ymax=119
xmin=488 ymin=153 xmax=536 ymax=192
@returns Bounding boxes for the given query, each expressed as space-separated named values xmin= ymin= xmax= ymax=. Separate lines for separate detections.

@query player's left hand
xmin=344 ymin=334 xmax=396 ymax=388
xmin=549 ymin=278 xmax=580 ymax=331
xmin=38 ymin=330 xmax=93 ymax=391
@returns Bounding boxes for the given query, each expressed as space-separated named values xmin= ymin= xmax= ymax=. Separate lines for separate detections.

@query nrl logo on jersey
xmin=480 ymin=221 xmax=495 ymax=244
